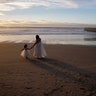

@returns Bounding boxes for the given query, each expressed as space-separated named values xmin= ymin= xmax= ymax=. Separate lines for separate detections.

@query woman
xmin=30 ymin=35 xmax=47 ymax=58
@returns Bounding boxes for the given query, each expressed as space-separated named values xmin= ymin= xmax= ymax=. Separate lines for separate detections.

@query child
xmin=21 ymin=44 xmax=30 ymax=59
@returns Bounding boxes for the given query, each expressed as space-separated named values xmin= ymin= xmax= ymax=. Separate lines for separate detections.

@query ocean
xmin=0 ymin=27 xmax=96 ymax=45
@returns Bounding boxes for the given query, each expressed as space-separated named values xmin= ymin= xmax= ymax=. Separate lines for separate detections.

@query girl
xmin=21 ymin=44 xmax=30 ymax=59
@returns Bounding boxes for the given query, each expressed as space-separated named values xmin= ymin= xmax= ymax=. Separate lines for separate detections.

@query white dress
xmin=21 ymin=49 xmax=30 ymax=58
xmin=33 ymin=42 xmax=47 ymax=58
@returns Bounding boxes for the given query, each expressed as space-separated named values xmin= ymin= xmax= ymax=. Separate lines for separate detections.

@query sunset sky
xmin=0 ymin=0 xmax=96 ymax=26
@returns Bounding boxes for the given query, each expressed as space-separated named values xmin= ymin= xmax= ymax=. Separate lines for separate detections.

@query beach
xmin=0 ymin=43 xmax=96 ymax=96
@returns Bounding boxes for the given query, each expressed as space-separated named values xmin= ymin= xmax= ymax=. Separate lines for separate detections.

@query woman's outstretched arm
xmin=30 ymin=40 xmax=38 ymax=49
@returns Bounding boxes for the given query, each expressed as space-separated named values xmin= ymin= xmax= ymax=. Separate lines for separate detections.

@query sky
xmin=0 ymin=0 xmax=96 ymax=26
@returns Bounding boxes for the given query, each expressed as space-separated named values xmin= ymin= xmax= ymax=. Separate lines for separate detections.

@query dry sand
xmin=0 ymin=43 xmax=96 ymax=96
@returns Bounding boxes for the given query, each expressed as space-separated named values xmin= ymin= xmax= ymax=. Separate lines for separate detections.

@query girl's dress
xmin=33 ymin=41 xmax=46 ymax=58
xmin=21 ymin=49 xmax=30 ymax=58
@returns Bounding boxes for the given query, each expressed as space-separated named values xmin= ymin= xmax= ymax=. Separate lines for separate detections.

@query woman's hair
xmin=24 ymin=44 xmax=27 ymax=48
xmin=36 ymin=35 xmax=39 ymax=39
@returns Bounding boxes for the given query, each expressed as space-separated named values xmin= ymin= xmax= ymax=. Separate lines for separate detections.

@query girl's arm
xmin=21 ymin=48 xmax=24 ymax=51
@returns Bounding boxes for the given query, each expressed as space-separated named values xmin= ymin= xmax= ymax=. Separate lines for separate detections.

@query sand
xmin=0 ymin=43 xmax=96 ymax=96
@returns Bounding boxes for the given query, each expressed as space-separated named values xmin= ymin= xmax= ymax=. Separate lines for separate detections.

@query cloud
xmin=0 ymin=12 xmax=4 ymax=16
xmin=47 ymin=0 xmax=78 ymax=8
xmin=0 ymin=0 xmax=78 ymax=15
xmin=0 ymin=0 xmax=96 ymax=10
xmin=1 ymin=20 xmax=96 ymax=27
xmin=0 ymin=4 xmax=15 ymax=11
xmin=0 ymin=0 xmax=78 ymax=10
xmin=6 ymin=2 xmax=34 ymax=9
xmin=0 ymin=0 xmax=96 ymax=15
xmin=70 ymin=0 xmax=96 ymax=8
xmin=0 ymin=20 xmax=65 ymax=25
xmin=0 ymin=20 xmax=42 ymax=25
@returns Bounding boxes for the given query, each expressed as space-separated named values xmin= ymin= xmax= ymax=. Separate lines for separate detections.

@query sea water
xmin=0 ymin=27 xmax=96 ymax=45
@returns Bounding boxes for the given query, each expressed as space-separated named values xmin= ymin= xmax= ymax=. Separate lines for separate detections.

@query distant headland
xmin=85 ymin=28 xmax=96 ymax=32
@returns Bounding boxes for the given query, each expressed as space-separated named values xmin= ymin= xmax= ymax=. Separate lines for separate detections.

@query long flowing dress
xmin=21 ymin=49 xmax=30 ymax=58
xmin=33 ymin=41 xmax=47 ymax=58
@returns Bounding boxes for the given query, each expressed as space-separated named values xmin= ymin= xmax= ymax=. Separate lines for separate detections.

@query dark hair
xmin=24 ymin=44 xmax=27 ymax=48
xmin=36 ymin=35 xmax=39 ymax=39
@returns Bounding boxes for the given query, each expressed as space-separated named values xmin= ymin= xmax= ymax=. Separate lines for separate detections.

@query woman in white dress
xmin=30 ymin=35 xmax=47 ymax=58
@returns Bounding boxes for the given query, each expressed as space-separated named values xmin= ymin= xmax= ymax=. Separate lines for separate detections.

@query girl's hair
xmin=24 ymin=44 xmax=27 ymax=48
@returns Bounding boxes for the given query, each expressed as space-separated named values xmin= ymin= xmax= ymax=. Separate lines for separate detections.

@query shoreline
xmin=0 ymin=42 xmax=96 ymax=46
xmin=0 ymin=43 xmax=96 ymax=96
